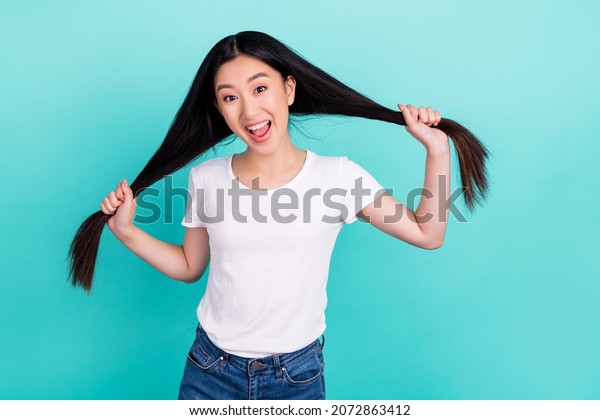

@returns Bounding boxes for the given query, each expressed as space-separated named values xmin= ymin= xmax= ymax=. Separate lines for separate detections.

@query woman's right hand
xmin=100 ymin=178 xmax=137 ymax=239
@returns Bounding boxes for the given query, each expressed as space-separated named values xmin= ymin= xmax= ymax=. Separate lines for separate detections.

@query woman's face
xmin=214 ymin=55 xmax=296 ymax=155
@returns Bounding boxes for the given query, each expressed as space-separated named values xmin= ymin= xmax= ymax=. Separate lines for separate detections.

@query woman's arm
xmin=117 ymin=226 xmax=210 ymax=283
xmin=358 ymin=104 xmax=451 ymax=249
xmin=101 ymin=179 xmax=210 ymax=283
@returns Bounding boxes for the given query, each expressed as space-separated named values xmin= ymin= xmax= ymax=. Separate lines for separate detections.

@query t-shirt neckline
xmin=227 ymin=149 xmax=313 ymax=193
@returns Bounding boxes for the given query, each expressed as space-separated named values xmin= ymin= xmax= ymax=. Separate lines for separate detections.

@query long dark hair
xmin=68 ymin=30 xmax=490 ymax=292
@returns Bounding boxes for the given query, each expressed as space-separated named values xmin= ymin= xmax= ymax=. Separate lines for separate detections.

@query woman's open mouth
xmin=246 ymin=120 xmax=272 ymax=143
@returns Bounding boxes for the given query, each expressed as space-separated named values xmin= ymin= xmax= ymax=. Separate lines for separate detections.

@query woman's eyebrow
xmin=216 ymin=72 xmax=270 ymax=92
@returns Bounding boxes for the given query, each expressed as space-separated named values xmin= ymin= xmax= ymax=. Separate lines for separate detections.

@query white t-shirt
xmin=181 ymin=149 xmax=385 ymax=358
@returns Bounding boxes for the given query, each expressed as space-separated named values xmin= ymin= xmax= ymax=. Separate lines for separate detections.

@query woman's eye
xmin=223 ymin=95 xmax=236 ymax=102
xmin=255 ymin=86 xmax=266 ymax=94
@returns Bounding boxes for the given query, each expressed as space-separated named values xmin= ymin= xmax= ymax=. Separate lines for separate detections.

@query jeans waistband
xmin=196 ymin=324 xmax=324 ymax=374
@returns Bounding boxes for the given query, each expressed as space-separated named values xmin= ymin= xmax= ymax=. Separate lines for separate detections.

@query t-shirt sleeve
xmin=181 ymin=166 xmax=207 ymax=228
xmin=339 ymin=156 xmax=387 ymax=224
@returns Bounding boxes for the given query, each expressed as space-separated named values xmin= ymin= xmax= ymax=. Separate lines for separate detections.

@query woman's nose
xmin=241 ymin=98 xmax=260 ymax=119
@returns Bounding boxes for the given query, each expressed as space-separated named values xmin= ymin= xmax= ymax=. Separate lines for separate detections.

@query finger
xmin=424 ymin=107 xmax=437 ymax=126
xmin=405 ymin=104 xmax=419 ymax=121
xmin=103 ymin=197 xmax=116 ymax=213
xmin=116 ymin=183 xmax=124 ymax=201
xmin=428 ymin=107 xmax=436 ymax=125
xmin=100 ymin=203 xmax=113 ymax=215
xmin=100 ymin=201 xmax=114 ymax=215
xmin=398 ymin=104 xmax=417 ymax=127
xmin=418 ymin=106 xmax=429 ymax=124
xmin=121 ymin=178 xmax=134 ymax=205
xmin=402 ymin=104 xmax=419 ymax=124
xmin=108 ymin=191 xmax=122 ymax=208
xmin=434 ymin=110 xmax=441 ymax=126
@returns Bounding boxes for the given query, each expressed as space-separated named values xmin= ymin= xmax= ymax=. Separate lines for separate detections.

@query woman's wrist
xmin=113 ymin=224 xmax=137 ymax=243
xmin=424 ymin=140 xmax=451 ymax=156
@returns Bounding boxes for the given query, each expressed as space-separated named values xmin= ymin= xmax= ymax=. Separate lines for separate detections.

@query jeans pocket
xmin=281 ymin=349 xmax=323 ymax=386
xmin=186 ymin=334 xmax=223 ymax=371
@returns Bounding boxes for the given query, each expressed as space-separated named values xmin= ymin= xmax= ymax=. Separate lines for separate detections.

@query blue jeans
xmin=178 ymin=324 xmax=326 ymax=400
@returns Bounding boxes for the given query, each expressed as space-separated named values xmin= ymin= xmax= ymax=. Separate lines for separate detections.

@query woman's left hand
xmin=398 ymin=104 xmax=449 ymax=152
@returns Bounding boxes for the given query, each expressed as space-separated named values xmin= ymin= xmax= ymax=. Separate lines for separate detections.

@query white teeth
xmin=247 ymin=121 xmax=269 ymax=131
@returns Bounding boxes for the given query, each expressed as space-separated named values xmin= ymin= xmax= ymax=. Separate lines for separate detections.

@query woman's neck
xmin=232 ymin=138 xmax=307 ymax=190
xmin=237 ymin=139 xmax=305 ymax=175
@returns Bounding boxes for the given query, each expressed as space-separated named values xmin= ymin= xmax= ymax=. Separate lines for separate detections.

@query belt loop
xmin=320 ymin=334 xmax=325 ymax=351
xmin=273 ymin=354 xmax=283 ymax=382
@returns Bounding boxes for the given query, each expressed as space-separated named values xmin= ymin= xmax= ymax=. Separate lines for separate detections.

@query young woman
xmin=70 ymin=31 xmax=489 ymax=400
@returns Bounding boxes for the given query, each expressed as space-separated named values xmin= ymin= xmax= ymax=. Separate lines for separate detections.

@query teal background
xmin=1 ymin=0 xmax=598 ymax=399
